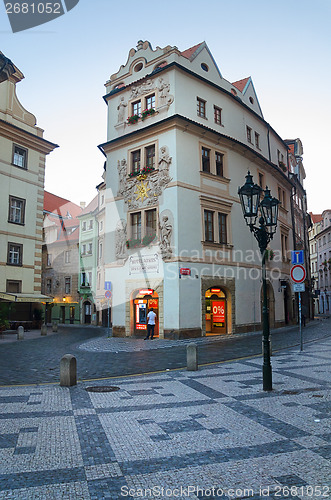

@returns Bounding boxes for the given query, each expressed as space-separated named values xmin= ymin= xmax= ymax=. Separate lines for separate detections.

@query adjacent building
xmin=99 ymin=40 xmax=302 ymax=338
xmin=310 ymin=210 xmax=331 ymax=314
xmin=42 ymin=191 xmax=82 ymax=324
xmin=0 ymin=52 xmax=57 ymax=326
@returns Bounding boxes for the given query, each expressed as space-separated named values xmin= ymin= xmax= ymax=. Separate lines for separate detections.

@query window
xmin=255 ymin=132 xmax=260 ymax=149
xmin=88 ymin=220 xmax=93 ymax=230
xmin=65 ymin=277 xmax=71 ymax=294
xmin=81 ymin=244 xmax=86 ymax=255
xmin=101 ymin=195 xmax=104 ymax=205
xmin=214 ymin=106 xmax=222 ymax=125
xmin=131 ymin=150 xmax=141 ymax=174
xmin=12 ymin=145 xmax=27 ymax=169
xmin=132 ymin=100 xmax=141 ymax=116
xmin=82 ymin=221 xmax=87 ymax=232
xmin=81 ymin=272 xmax=92 ymax=287
xmin=87 ymin=242 xmax=93 ymax=255
xmin=7 ymin=243 xmax=23 ymax=266
xmin=99 ymin=242 xmax=103 ymax=261
xmin=281 ymin=233 xmax=289 ymax=261
xmin=145 ymin=209 xmax=157 ymax=237
xmin=145 ymin=145 xmax=155 ymax=169
xmin=46 ymin=279 xmax=52 ymax=295
xmin=197 ymin=98 xmax=206 ymax=118
xmin=204 ymin=210 xmax=214 ymax=242
xmin=215 ymin=152 xmax=224 ymax=177
xmin=128 ymin=208 xmax=157 ymax=244
xmin=218 ymin=213 xmax=227 ymax=244
xmin=8 ymin=196 xmax=25 ymax=225
xmin=99 ymin=221 xmax=103 ymax=232
xmin=202 ymin=147 xmax=210 ymax=173
xmin=278 ymin=187 xmax=286 ymax=209
xmin=258 ymin=172 xmax=264 ymax=189
xmin=47 ymin=254 xmax=52 ymax=266
xmin=246 ymin=126 xmax=252 ymax=143
xmin=129 ymin=143 xmax=157 ymax=174
xmin=131 ymin=212 xmax=142 ymax=240
xmin=6 ymin=280 xmax=21 ymax=293
xmin=65 ymin=251 xmax=70 ymax=263
xmin=146 ymin=94 xmax=155 ymax=110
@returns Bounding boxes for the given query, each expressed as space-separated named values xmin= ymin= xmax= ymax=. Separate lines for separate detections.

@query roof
xmin=232 ymin=77 xmax=250 ymax=93
xmin=44 ymin=191 xmax=82 ymax=218
xmin=181 ymin=43 xmax=204 ymax=60
xmin=309 ymin=212 xmax=323 ymax=224
xmin=79 ymin=195 xmax=98 ymax=216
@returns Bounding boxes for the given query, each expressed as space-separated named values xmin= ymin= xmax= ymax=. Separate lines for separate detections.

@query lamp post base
xmin=263 ymin=364 xmax=272 ymax=391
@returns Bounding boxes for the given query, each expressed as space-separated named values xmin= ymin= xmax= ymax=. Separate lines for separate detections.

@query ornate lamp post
xmin=238 ymin=171 xmax=280 ymax=391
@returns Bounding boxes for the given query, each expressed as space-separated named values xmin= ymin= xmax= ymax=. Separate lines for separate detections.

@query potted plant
xmin=127 ymin=114 xmax=140 ymax=125
xmin=141 ymin=108 xmax=156 ymax=121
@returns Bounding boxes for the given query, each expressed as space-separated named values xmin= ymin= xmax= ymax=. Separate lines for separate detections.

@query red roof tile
xmin=232 ymin=77 xmax=250 ymax=93
xmin=79 ymin=195 xmax=98 ymax=216
xmin=181 ymin=43 xmax=204 ymax=60
xmin=44 ymin=191 xmax=82 ymax=219
xmin=309 ymin=212 xmax=323 ymax=223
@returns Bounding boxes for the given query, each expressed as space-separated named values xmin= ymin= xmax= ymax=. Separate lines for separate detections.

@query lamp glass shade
xmin=260 ymin=187 xmax=279 ymax=236
xmin=238 ymin=171 xmax=262 ymax=226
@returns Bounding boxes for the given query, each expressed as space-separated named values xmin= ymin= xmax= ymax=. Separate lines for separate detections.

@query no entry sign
xmin=290 ymin=264 xmax=306 ymax=284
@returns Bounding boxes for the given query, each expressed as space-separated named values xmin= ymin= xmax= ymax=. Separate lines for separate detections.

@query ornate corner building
xmin=99 ymin=40 xmax=310 ymax=338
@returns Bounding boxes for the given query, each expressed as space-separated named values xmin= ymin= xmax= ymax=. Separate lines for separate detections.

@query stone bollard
xmin=17 ymin=325 xmax=24 ymax=340
xmin=60 ymin=354 xmax=77 ymax=387
xmin=52 ymin=322 xmax=58 ymax=332
xmin=41 ymin=324 xmax=47 ymax=336
xmin=187 ymin=343 xmax=198 ymax=371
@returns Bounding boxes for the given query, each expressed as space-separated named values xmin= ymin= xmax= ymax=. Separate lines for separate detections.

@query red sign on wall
xmin=180 ymin=268 xmax=191 ymax=276
xmin=212 ymin=300 xmax=225 ymax=323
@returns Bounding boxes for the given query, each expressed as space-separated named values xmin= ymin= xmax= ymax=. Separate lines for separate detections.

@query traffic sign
xmin=293 ymin=283 xmax=305 ymax=292
xmin=291 ymin=250 xmax=304 ymax=265
xmin=105 ymin=281 xmax=112 ymax=291
xmin=105 ymin=290 xmax=111 ymax=299
xmin=290 ymin=264 xmax=306 ymax=283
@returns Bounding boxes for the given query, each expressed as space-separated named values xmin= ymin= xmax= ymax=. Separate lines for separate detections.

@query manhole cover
xmin=85 ymin=386 xmax=120 ymax=393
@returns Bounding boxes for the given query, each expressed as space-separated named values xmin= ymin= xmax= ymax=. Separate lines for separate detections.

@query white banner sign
xmin=129 ymin=254 xmax=160 ymax=275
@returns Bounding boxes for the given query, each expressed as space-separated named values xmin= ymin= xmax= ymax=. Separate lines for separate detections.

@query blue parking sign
xmin=104 ymin=281 xmax=112 ymax=291
xmin=291 ymin=250 xmax=304 ymax=265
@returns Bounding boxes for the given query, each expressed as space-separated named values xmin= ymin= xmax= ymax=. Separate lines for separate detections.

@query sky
xmin=0 ymin=0 xmax=330 ymax=213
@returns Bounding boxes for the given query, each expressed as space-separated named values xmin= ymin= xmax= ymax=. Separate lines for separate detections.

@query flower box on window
xmin=126 ymin=234 xmax=156 ymax=249
xmin=127 ymin=114 xmax=140 ymax=125
xmin=128 ymin=166 xmax=155 ymax=178
xmin=127 ymin=108 xmax=156 ymax=125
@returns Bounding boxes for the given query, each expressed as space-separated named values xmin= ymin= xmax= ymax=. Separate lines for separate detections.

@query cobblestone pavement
xmin=0 ymin=337 xmax=330 ymax=499
xmin=0 ymin=318 xmax=330 ymax=386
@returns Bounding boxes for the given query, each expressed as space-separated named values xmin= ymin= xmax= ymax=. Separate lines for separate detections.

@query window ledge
xmin=8 ymin=220 xmax=25 ymax=226
xmin=11 ymin=163 xmax=27 ymax=170
xmin=200 ymin=171 xmax=230 ymax=183
xmin=202 ymin=241 xmax=232 ymax=250
xmin=279 ymin=206 xmax=288 ymax=214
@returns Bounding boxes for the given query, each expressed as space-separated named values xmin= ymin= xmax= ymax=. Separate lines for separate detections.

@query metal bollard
xmin=60 ymin=354 xmax=77 ymax=387
xmin=187 ymin=343 xmax=198 ymax=371
xmin=17 ymin=325 xmax=24 ymax=340
xmin=41 ymin=324 xmax=47 ymax=336
xmin=52 ymin=322 xmax=58 ymax=332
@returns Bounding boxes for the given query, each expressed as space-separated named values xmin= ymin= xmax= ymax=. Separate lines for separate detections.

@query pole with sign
xmin=105 ymin=290 xmax=112 ymax=337
xmin=290 ymin=260 xmax=306 ymax=351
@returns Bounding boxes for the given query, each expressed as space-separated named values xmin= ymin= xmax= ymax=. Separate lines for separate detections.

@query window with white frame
xmin=88 ymin=219 xmax=93 ymax=230
xmin=12 ymin=145 xmax=27 ymax=169
xmin=7 ymin=243 xmax=23 ymax=266
xmin=130 ymin=93 xmax=156 ymax=118
xmin=82 ymin=221 xmax=87 ymax=232
xmin=87 ymin=242 xmax=93 ymax=255
xmin=128 ymin=208 xmax=157 ymax=245
xmin=8 ymin=196 xmax=26 ymax=225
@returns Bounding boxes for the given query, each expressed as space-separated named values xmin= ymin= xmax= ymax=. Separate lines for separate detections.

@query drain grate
xmin=86 ymin=386 xmax=120 ymax=393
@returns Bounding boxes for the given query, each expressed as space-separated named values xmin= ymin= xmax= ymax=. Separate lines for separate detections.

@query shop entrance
xmin=132 ymin=288 xmax=159 ymax=337
xmin=205 ymin=287 xmax=227 ymax=335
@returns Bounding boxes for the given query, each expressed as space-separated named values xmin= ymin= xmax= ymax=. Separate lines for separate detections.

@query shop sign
xmin=129 ymin=254 xmax=159 ymax=275
xmin=211 ymin=288 xmax=221 ymax=293
xmin=212 ymin=301 xmax=225 ymax=322
xmin=180 ymin=268 xmax=191 ymax=276
xmin=139 ymin=289 xmax=153 ymax=295
xmin=148 ymin=299 xmax=158 ymax=308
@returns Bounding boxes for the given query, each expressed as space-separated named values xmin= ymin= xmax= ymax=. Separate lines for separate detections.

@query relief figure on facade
xmin=117 ymin=159 xmax=127 ymax=196
xmin=117 ymin=96 xmax=127 ymax=124
xmin=115 ymin=219 xmax=128 ymax=260
xmin=130 ymin=79 xmax=154 ymax=99
xmin=158 ymin=78 xmax=174 ymax=107
xmin=159 ymin=214 xmax=173 ymax=259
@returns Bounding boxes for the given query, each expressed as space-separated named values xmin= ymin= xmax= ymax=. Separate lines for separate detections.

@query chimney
xmin=80 ymin=201 xmax=86 ymax=210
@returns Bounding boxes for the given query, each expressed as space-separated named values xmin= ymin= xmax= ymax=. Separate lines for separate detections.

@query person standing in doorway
xmin=145 ymin=308 xmax=157 ymax=340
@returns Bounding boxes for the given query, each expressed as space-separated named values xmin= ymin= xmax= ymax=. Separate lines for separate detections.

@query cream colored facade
xmin=100 ymin=41 xmax=298 ymax=337
xmin=0 ymin=57 xmax=57 ymax=321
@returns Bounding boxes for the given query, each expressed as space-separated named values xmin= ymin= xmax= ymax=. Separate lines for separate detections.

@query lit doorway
xmin=132 ymin=288 xmax=159 ymax=337
xmin=205 ymin=287 xmax=227 ymax=335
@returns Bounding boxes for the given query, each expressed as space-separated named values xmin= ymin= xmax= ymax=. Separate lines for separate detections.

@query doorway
xmin=83 ymin=301 xmax=91 ymax=324
xmin=132 ymin=289 xmax=159 ymax=337
xmin=205 ymin=287 xmax=227 ymax=335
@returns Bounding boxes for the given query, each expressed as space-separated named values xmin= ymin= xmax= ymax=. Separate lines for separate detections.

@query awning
xmin=0 ymin=293 xmax=53 ymax=303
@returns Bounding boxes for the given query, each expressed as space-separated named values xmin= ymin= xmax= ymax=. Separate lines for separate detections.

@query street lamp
xmin=238 ymin=171 xmax=280 ymax=391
